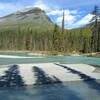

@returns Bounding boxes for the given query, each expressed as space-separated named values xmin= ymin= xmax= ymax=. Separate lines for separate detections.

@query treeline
xmin=0 ymin=6 xmax=100 ymax=54
xmin=0 ymin=25 xmax=92 ymax=53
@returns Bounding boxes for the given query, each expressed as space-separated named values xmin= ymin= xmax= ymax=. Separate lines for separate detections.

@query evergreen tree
xmin=60 ymin=10 xmax=65 ymax=51
xmin=91 ymin=6 xmax=100 ymax=52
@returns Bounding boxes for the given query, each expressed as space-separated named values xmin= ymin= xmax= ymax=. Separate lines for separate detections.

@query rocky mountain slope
xmin=0 ymin=7 xmax=54 ymax=30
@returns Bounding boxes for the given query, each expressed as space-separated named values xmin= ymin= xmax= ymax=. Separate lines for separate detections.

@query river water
xmin=0 ymin=55 xmax=100 ymax=66
xmin=0 ymin=54 xmax=100 ymax=100
xmin=0 ymin=80 xmax=100 ymax=100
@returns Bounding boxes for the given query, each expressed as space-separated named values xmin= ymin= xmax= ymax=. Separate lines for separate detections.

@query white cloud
xmin=68 ymin=14 xmax=94 ymax=29
xmin=53 ymin=9 xmax=79 ymax=28
xmin=75 ymin=14 xmax=94 ymax=26
xmin=47 ymin=10 xmax=63 ymax=15
xmin=47 ymin=9 xmax=79 ymax=16
xmin=47 ymin=9 xmax=81 ymax=29
xmin=56 ymin=14 xmax=76 ymax=25
xmin=33 ymin=0 xmax=50 ymax=10
xmin=0 ymin=2 xmax=23 ymax=16
xmin=0 ymin=3 xmax=13 ymax=10
xmin=55 ymin=12 xmax=94 ymax=29
xmin=0 ymin=2 xmax=22 ymax=10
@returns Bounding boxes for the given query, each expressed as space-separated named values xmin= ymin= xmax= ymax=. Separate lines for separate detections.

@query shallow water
xmin=0 ymin=55 xmax=100 ymax=66
xmin=0 ymin=80 xmax=100 ymax=100
xmin=0 ymin=54 xmax=100 ymax=100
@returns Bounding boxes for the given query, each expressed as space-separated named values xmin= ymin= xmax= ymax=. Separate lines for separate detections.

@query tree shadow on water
xmin=0 ymin=65 xmax=25 ymax=87
xmin=33 ymin=66 xmax=62 ymax=85
xmin=33 ymin=66 xmax=82 ymax=100
xmin=56 ymin=63 xmax=100 ymax=94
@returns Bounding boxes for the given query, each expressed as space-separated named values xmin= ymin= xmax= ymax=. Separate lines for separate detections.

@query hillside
xmin=0 ymin=7 xmax=54 ymax=30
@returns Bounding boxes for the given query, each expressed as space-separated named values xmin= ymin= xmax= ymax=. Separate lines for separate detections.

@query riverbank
xmin=0 ymin=50 xmax=80 ymax=56
xmin=0 ymin=50 xmax=100 ymax=58
xmin=87 ymin=52 xmax=100 ymax=58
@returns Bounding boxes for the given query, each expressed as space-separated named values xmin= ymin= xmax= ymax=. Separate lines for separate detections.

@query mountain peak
xmin=0 ymin=7 xmax=54 ymax=30
xmin=15 ymin=7 xmax=44 ymax=15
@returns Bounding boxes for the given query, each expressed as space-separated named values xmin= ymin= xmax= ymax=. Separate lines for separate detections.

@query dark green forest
xmin=0 ymin=6 xmax=100 ymax=54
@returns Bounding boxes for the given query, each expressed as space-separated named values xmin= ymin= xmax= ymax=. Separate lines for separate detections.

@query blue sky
xmin=0 ymin=0 xmax=100 ymax=29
